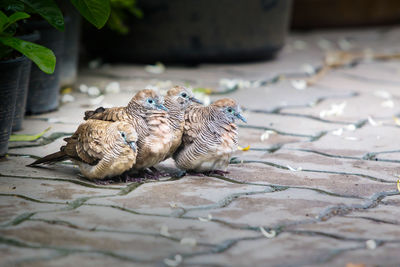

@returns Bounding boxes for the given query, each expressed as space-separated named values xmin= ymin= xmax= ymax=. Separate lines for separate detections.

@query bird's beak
xmin=235 ymin=112 xmax=247 ymax=123
xmin=190 ymin=96 xmax=203 ymax=104
xmin=128 ymin=141 xmax=137 ymax=152
xmin=157 ymin=103 xmax=168 ymax=111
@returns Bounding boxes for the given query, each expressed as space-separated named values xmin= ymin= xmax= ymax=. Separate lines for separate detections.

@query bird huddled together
xmin=29 ymin=86 xmax=246 ymax=181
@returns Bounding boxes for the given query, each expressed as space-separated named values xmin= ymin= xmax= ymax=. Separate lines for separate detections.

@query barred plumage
xmin=173 ymin=98 xmax=246 ymax=172
xmin=83 ymin=89 xmax=170 ymax=170
xmin=28 ymin=120 xmax=138 ymax=180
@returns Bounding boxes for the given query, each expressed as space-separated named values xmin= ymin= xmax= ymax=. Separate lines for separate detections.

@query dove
xmin=83 ymin=89 xmax=171 ymax=172
xmin=28 ymin=120 xmax=138 ymax=180
xmin=162 ymin=86 xmax=202 ymax=161
xmin=173 ymin=98 xmax=246 ymax=174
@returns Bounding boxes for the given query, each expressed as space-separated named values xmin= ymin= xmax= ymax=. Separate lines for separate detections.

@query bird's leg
xmin=148 ymin=166 xmax=170 ymax=178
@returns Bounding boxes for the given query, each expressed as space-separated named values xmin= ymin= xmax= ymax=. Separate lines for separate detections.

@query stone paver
xmin=1 ymin=26 xmax=400 ymax=266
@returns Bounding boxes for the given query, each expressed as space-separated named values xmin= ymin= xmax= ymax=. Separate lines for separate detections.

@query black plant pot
xmin=12 ymin=32 xmax=40 ymax=131
xmin=60 ymin=2 xmax=81 ymax=87
xmin=84 ymin=0 xmax=292 ymax=63
xmin=0 ymin=56 xmax=24 ymax=156
xmin=25 ymin=20 xmax=65 ymax=114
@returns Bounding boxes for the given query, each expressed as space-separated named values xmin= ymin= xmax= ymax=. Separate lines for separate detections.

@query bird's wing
xmin=182 ymin=105 xmax=207 ymax=144
xmin=84 ymin=107 xmax=129 ymax=122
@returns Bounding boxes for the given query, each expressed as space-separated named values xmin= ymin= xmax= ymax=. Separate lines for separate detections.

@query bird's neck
xmin=164 ymin=97 xmax=184 ymax=130
xmin=126 ymin=100 xmax=147 ymax=118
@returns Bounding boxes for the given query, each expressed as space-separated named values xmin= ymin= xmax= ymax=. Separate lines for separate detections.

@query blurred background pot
xmin=0 ymin=56 xmax=24 ymax=156
xmin=84 ymin=0 xmax=292 ymax=63
xmin=25 ymin=19 xmax=65 ymax=114
xmin=12 ymin=32 xmax=40 ymax=131
xmin=59 ymin=1 xmax=81 ymax=87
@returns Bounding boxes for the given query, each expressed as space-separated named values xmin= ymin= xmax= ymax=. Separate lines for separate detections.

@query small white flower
xmin=368 ymin=116 xmax=381 ymax=127
xmin=260 ymin=130 xmax=276 ymax=141
xmin=346 ymin=124 xmax=356 ymax=131
xmin=291 ymin=79 xmax=307 ymax=90
xmin=105 ymin=81 xmax=120 ymax=94
xmin=301 ymin=64 xmax=316 ymax=75
xmin=198 ymin=214 xmax=212 ymax=222
xmin=319 ymin=102 xmax=346 ymax=118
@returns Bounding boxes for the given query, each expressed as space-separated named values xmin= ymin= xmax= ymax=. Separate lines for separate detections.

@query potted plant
xmin=0 ymin=10 xmax=55 ymax=156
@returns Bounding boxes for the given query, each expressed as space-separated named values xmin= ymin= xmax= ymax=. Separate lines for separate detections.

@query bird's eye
xmin=121 ymin=132 xmax=126 ymax=138
xmin=227 ymin=107 xmax=234 ymax=113
xmin=147 ymin=99 xmax=154 ymax=104
xmin=181 ymin=92 xmax=187 ymax=98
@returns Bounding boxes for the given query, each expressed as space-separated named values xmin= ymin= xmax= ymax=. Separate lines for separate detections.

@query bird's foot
xmin=148 ymin=167 xmax=171 ymax=178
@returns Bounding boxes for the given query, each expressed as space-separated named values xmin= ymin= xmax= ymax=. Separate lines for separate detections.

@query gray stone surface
xmin=1 ymin=27 xmax=400 ymax=266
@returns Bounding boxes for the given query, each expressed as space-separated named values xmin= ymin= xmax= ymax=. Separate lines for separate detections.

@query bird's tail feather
xmin=84 ymin=107 xmax=105 ymax=120
xmin=28 ymin=151 xmax=68 ymax=166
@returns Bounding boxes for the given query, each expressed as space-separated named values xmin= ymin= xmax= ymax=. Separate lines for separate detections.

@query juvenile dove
xmin=28 ymin=120 xmax=138 ymax=180
xmin=84 ymin=89 xmax=171 ymax=171
xmin=173 ymin=98 xmax=246 ymax=173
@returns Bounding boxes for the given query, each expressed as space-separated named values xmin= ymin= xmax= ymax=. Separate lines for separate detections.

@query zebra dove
xmin=162 ymin=85 xmax=202 ymax=160
xmin=84 ymin=89 xmax=171 ymax=172
xmin=173 ymin=98 xmax=246 ymax=174
xmin=28 ymin=120 xmax=138 ymax=180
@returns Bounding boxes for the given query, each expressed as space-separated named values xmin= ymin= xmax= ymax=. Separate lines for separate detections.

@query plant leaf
xmin=0 ymin=36 xmax=55 ymax=74
xmin=20 ymin=0 xmax=64 ymax=31
xmin=9 ymin=127 xmax=51 ymax=142
xmin=3 ymin=11 xmax=30 ymax=30
xmin=70 ymin=0 xmax=110 ymax=29
xmin=0 ymin=11 xmax=8 ymax=32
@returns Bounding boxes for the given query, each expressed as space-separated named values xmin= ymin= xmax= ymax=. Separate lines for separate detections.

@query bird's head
xmin=116 ymin=122 xmax=138 ymax=152
xmin=212 ymin=98 xmax=247 ymax=123
xmin=166 ymin=86 xmax=202 ymax=108
xmin=132 ymin=89 xmax=168 ymax=112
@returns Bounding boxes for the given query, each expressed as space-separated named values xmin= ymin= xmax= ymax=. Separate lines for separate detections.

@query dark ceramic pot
xmin=12 ymin=32 xmax=40 ymax=131
xmin=0 ymin=56 xmax=24 ymax=156
xmin=84 ymin=0 xmax=292 ymax=63
xmin=25 ymin=20 xmax=65 ymax=114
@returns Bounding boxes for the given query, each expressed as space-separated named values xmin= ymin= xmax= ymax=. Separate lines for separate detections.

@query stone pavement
xmin=1 ymin=27 xmax=400 ymax=266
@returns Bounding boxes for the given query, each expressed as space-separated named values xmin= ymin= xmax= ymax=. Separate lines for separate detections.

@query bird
xmin=162 ymin=85 xmax=202 ymax=161
xmin=173 ymin=98 xmax=246 ymax=174
xmin=83 ymin=89 xmax=172 ymax=173
xmin=28 ymin=120 xmax=138 ymax=180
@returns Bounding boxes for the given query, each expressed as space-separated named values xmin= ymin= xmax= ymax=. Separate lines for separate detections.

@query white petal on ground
xmin=338 ymin=38 xmax=353 ymax=51
xmin=164 ymin=255 xmax=183 ymax=267
xmin=366 ymin=239 xmax=377 ymax=250
xmin=61 ymin=94 xmax=75 ymax=103
xmin=88 ymin=86 xmax=101 ymax=96
xmin=160 ymin=225 xmax=171 ymax=237
xmin=319 ymin=102 xmax=346 ymax=118
xmin=180 ymin=237 xmax=197 ymax=247
xmin=198 ymin=214 xmax=213 ymax=222
xmin=332 ymin=128 xmax=343 ymax=136
xmin=90 ymin=95 xmax=105 ymax=106
xmin=373 ymin=90 xmax=392 ymax=99
xmin=79 ymin=84 xmax=88 ymax=93
xmin=345 ymin=136 xmax=359 ymax=141
xmin=300 ymin=63 xmax=316 ymax=75
xmin=145 ymin=62 xmax=166 ymax=74
xmin=287 ymin=165 xmax=302 ymax=172
xmin=293 ymin=40 xmax=308 ymax=50
xmin=259 ymin=227 xmax=276 ymax=238
xmin=381 ymin=100 xmax=394 ymax=108
xmin=260 ymin=130 xmax=277 ymax=141
xmin=368 ymin=116 xmax=382 ymax=126
xmin=291 ymin=79 xmax=307 ymax=90
xmin=317 ymin=39 xmax=334 ymax=50
xmin=105 ymin=81 xmax=120 ymax=94
xmin=346 ymin=124 xmax=356 ymax=131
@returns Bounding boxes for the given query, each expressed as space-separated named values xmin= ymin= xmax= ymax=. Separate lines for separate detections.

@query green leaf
xmin=0 ymin=0 xmax=25 ymax=12
xmin=0 ymin=11 xmax=8 ymax=33
xmin=20 ymin=0 xmax=64 ymax=31
xmin=0 ymin=37 xmax=55 ymax=74
xmin=9 ymin=127 xmax=51 ymax=142
xmin=70 ymin=0 xmax=110 ymax=29
xmin=3 ymin=11 xmax=30 ymax=31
